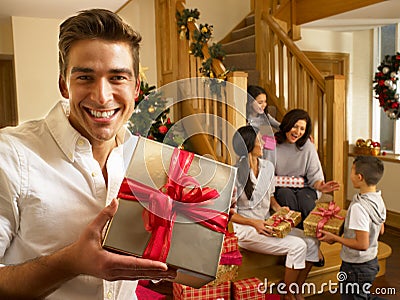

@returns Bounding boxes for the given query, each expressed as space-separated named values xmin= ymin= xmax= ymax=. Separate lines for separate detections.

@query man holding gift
xmin=0 ymin=9 xmax=175 ymax=299
xmin=319 ymin=156 xmax=386 ymax=299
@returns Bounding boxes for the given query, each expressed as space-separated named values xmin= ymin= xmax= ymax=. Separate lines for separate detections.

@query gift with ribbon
xmin=275 ymin=176 xmax=305 ymax=188
xmin=102 ymin=137 xmax=237 ymax=288
xmin=303 ymin=201 xmax=346 ymax=237
xmin=264 ymin=208 xmax=301 ymax=238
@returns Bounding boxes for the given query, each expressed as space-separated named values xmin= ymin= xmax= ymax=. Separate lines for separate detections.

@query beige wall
xmin=12 ymin=16 xmax=61 ymax=123
xmin=296 ymin=28 xmax=373 ymax=144
xmin=118 ymin=0 xmax=157 ymax=85
xmin=186 ymin=0 xmax=251 ymax=42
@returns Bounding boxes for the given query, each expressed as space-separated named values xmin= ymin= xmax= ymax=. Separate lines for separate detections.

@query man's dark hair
xmin=353 ymin=155 xmax=384 ymax=186
xmin=58 ymin=9 xmax=142 ymax=80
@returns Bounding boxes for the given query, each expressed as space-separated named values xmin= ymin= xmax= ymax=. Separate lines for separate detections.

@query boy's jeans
xmin=340 ymin=257 xmax=384 ymax=300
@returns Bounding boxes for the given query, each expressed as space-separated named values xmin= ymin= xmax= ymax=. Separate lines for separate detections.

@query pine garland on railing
xmin=176 ymin=8 xmax=200 ymax=40
xmin=176 ymin=8 xmax=230 ymax=97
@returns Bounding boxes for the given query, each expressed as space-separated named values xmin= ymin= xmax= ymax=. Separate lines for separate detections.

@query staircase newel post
xmin=226 ymin=71 xmax=248 ymax=165
xmin=325 ymin=75 xmax=346 ymax=208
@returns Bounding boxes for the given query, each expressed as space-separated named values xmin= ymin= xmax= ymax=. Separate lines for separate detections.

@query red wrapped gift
xmin=219 ymin=249 xmax=242 ymax=265
xmin=275 ymin=176 xmax=304 ymax=188
xmin=222 ymin=232 xmax=239 ymax=254
xmin=136 ymin=285 xmax=166 ymax=300
xmin=103 ymin=137 xmax=236 ymax=288
xmin=233 ymin=278 xmax=279 ymax=300
xmin=262 ymin=135 xmax=276 ymax=150
xmin=173 ymin=281 xmax=230 ymax=300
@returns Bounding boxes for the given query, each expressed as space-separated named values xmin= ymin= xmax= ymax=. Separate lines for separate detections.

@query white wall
xmin=296 ymin=28 xmax=373 ymax=143
xmin=186 ymin=0 xmax=251 ymax=42
xmin=118 ymin=0 xmax=157 ymax=86
xmin=12 ymin=16 xmax=61 ymax=123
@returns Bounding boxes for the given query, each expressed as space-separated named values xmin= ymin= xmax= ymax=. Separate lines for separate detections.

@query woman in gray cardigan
xmin=274 ymin=109 xmax=340 ymax=266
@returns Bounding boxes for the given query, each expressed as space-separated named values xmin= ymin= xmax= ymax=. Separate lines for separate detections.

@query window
xmin=372 ymin=24 xmax=400 ymax=153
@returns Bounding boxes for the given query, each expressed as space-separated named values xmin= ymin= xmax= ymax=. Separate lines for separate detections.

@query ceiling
xmin=0 ymin=0 xmax=129 ymax=21
xmin=0 ymin=0 xmax=399 ymax=31
xmin=303 ymin=0 xmax=400 ymax=31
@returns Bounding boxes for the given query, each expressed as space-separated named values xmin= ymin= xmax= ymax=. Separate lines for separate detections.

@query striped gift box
xmin=221 ymin=232 xmax=239 ymax=254
xmin=275 ymin=176 xmax=304 ymax=188
xmin=173 ymin=281 xmax=230 ymax=300
xmin=233 ymin=278 xmax=279 ymax=300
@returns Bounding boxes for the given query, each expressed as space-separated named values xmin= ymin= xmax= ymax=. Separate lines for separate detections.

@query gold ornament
xmin=148 ymin=105 xmax=155 ymax=113
xmin=201 ymin=26 xmax=208 ymax=33
xmin=187 ymin=17 xmax=194 ymax=23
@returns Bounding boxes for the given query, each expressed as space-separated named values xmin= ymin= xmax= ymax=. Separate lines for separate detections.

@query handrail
xmin=263 ymin=12 xmax=325 ymax=90
xmin=176 ymin=1 xmax=226 ymax=78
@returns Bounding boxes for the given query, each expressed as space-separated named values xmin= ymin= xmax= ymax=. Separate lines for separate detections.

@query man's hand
xmin=65 ymin=199 xmax=176 ymax=281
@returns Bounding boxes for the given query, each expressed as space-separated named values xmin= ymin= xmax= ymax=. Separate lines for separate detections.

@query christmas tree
xmin=128 ymin=81 xmax=184 ymax=147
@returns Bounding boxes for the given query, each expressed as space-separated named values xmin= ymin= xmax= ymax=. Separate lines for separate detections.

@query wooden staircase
xmin=221 ymin=14 xmax=259 ymax=86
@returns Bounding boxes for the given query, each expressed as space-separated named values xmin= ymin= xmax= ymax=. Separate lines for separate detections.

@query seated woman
xmin=274 ymin=109 xmax=340 ymax=266
xmin=230 ymin=125 xmax=319 ymax=300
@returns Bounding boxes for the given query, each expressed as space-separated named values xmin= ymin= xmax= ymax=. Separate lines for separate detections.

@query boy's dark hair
xmin=58 ymin=9 xmax=142 ymax=80
xmin=353 ymin=155 xmax=384 ymax=186
xmin=275 ymin=109 xmax=312 ymax=148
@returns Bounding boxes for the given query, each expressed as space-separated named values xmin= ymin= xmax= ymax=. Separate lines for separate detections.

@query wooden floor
xmin=146 ymin=226 xmax=399 ymax=299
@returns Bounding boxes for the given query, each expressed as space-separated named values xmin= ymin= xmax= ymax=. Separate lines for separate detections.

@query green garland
xmin=176 ymin=8 xmax=200 ymax=40
xmin=176 ymin=7 xmax=230 ymax=97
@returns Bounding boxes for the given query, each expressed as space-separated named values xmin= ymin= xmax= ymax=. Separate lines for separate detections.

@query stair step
xmin=235 ymin=241 xmax=392 ymax=297
xmin=224 ymin=52 xmax=256 ymax=70
xmin=231 ymin=24 xmax=255 ymax=41
xmin=222 ymin=35 xmax=255 ymax=55
xmin=245 ymin=14 xmax=255 ymax=26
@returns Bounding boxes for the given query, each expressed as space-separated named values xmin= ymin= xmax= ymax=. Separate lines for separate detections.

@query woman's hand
xmin=251 ymin=219 xmax=274 ymax=237
xmin=315 ymin=180 xmax=340 ymax=193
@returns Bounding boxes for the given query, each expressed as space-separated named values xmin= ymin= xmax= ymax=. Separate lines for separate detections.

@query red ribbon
xmin=117 ymin=148 xmax=229 ymax=262
xmin=311 ymin=201 xmax=344 ymax=238
xmin=270 ymin=212 xmax=295 ymax=228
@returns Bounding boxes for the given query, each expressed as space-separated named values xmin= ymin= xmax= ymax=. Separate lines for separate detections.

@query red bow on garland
xmin=118 ymin=148 xmax=228 ymax=262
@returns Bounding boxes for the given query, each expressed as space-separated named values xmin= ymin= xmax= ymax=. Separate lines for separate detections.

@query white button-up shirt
xmin=0 ymin=101 xmax=138 ymax=299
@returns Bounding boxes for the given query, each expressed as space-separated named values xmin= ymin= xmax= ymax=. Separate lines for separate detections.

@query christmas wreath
xmin=373 ymin=53 xmax=400 ymax=119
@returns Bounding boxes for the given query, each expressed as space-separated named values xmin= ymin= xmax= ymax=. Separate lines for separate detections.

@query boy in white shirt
xmin=319 ymin=155 xmax=386 ymax=300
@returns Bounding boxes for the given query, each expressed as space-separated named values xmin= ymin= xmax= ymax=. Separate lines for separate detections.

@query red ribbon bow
xmin=311 ymin=201 xmax=344 ymax=238
xmin=270 ymin=212 xmax=295 ymax=228
xmin=117 ymin=148 xmax=228 ymax=262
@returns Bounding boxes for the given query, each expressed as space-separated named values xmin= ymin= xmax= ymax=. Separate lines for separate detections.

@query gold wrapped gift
xmin=265 ymin=208 xmax=301 ymax=238
xmin=207 ymin=264 xmax=239 ymax=286
xmin=304 ymin=201 xmax=346 ymax=237
xmin=102 ymin=137 xmax=237 ymax=288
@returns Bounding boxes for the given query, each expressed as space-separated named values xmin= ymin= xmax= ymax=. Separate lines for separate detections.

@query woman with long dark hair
xmin=231 ymin=125 xmax=319 ymax=300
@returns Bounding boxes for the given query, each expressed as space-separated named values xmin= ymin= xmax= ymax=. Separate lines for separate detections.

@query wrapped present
xmin=219 ymin=249 xmax=242 ymax=265
xmin=304 ymin=201 xmax=346 ymax=238
xmin=265 ymin=208 xmax=301 ymax=238
xmin=275 ymin=176 xmax=304 ymax=188
xmin=102 ymin=137 xmax=237 ymax=288
xmin=233 ymin=277 xmax=280 ymax=300
xmin=173 ymin=281 xmax=230 ymax=300
xmin=207 ymin=264 xmax=238 ymax=286
xmin=221 ymin=232 xmax=239 ymax=254
xmin=136 ymin=284 xmax=166 ymax=300
xmin=262 ymin=135 xmax=276 ymax=150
